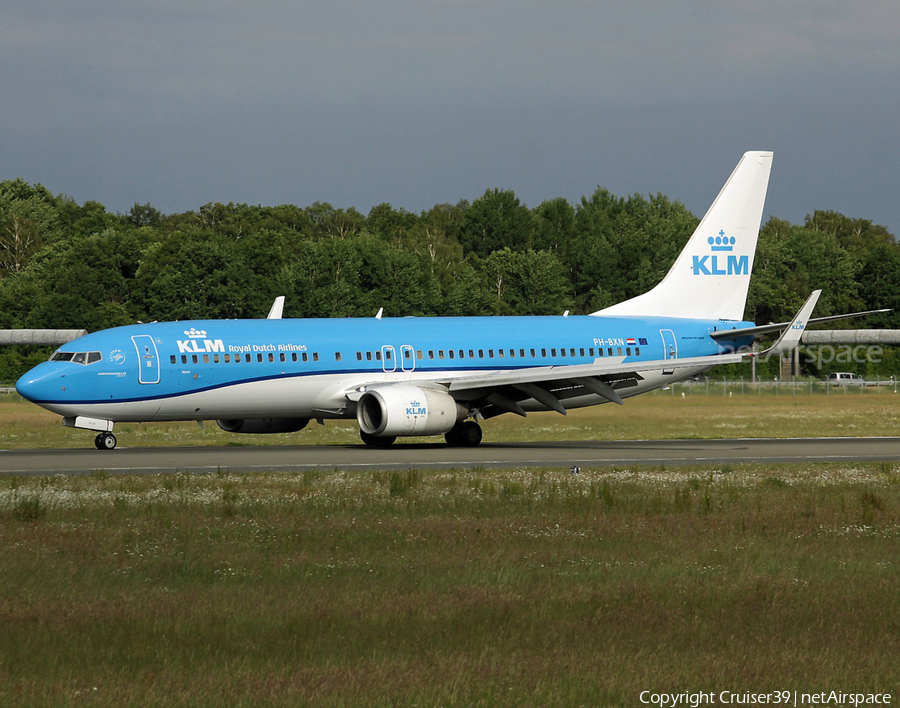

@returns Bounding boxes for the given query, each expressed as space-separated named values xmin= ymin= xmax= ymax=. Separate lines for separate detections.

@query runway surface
xmin=2 ymin=437 xmax=900 ymax=475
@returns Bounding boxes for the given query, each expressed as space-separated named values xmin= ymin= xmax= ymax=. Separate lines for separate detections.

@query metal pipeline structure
xmin=0 ymin=330 xmax=88 ymax=346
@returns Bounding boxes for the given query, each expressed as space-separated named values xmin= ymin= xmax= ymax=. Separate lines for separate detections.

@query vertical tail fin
xmin=593 ymin=151 xmax=773 ymax=321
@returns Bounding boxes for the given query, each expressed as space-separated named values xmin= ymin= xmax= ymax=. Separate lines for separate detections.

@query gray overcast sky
xmin=2 ymin=0 xmax=899 ymax=233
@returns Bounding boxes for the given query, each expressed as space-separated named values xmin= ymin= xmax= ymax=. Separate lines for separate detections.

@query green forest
xmin=0 ymin=177 xmax=897 ymax=382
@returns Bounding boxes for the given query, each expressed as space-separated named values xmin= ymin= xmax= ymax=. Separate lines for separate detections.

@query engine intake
xmin=357 ymin=386 xmax=465 ymax=437
xmin=216 ymin=418 xmax=309 ymax=434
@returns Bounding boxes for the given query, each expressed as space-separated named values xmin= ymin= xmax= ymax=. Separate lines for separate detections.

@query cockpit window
xmin=49 ymin=351 xmax=102 ymax=365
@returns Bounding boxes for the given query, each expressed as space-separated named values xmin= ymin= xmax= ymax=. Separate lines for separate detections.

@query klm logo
xmin=406 ymin=400 xmax=427 ymax=416
xmin=177 ymin=338 xmax=226 ymax=354
xmin=692 ymin=230 xmax=748 ymax=276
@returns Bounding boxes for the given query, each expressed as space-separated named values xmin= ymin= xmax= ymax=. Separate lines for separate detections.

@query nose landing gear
xmin=94 ymin=432 xmax=117 ymax=450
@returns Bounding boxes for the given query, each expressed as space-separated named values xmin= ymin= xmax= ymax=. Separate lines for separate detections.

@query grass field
xmin=2 ymin=389 xmax=899 ymax=706
xmin=1 ymin=464 xmax=899 ymax=707
xmin=2 ymin=384 xmax=900 ymax=449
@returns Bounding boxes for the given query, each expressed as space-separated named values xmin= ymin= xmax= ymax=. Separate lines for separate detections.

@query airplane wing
xmin=345 ymin=351 xmax=747 ymax=418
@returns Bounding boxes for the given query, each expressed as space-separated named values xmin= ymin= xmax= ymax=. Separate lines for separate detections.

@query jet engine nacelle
xmin=216 ymin=418 xmax=309 ymax=434
xmin=357 ymin=386 xmax=465 ymax=437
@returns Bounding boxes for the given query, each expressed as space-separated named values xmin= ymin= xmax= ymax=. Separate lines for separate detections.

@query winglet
xmin=765 ymin=290 xmax=821 ymax=356
xmin=267 ymin=296 xmax=285 ymax=320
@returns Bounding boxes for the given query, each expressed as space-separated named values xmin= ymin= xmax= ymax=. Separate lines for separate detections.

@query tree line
xmin=0 ymin=177 xmax=896 ymax=380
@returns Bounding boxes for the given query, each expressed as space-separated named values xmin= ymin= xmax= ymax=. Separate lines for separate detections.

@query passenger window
xmin=469 ymin=350 xmax=475 ymax=358
xmin=213 ymin=354 xmax=220 ymax=364
xmin=589 ymin=348 xmax=594 ymax=357
xmin=417 ymin=350 xmax=423 ymax=360
xmin=181 ymin=355 xmax=187 ymax=364
xmin=375 ymin=351 xmax=381 ymax=361
xmin=302 ymin=352 xmax=308 ymax=362
xmin=478 ymin=349 xmax=484 ymax=358
xmin=428 ymin=350 xmax=434 ymax=359
xmin=366 ymin=351 xmax=373 ymax=361
xmin=530 ymin=349 xmax=536 ymax=357
xmin=520 ymin=349 xmax=525 ymax=358
xmin=404 ymin=350 xmax=411 ymax=359
xmin=488 ymin=349 xmax=494 ymax=358
xmin=334 ymin=352 xmax=341 ymax=362
xmin=560 ymin=349 xmax=566 ymax=358
xmin=617 ymin=348 xmax=623 ymax=357
xmin=598 ymin=349 xmax=604 ymax=357
xmin=509 ymin=349 xmax=515 ymax=358
xmin=570 ymin=348 xmax=576 ymax=357
xmin=268 ymin=353 xmax=274 ymax=363
xmin=235 ymin=354 xmax=241 ymax=363
xmin=313 ymin=352 xmax=319 ymax=362
xmin=499 ymin=350 xmax=505 ymax=358
xmin=257 ymin=353 xmax=263 ymax=363
xmin=449 ymin=350 xmax=454 ymax=359
xmin=203 ymin=355 xmax=210 ymax=364
xmin=292 ymin=353 xmax=297 ymax=362
xmin=542 ymin=348 xmax=547 ymax=357
xmin=551 ymin=349 xmax=557 ymax=357
xmin=626 ymin=347 xmax=631 ymax=356
xmin=438 ymin=350 xmax=444 ymax=359
xmin=224 ymin=354 xmax=230 ymax=363
xmin=385 ymin=350 xmax=392 ymax=360
xmin=579 ymin=348 xmax=585 ymax=357
xmin=607 ymin=348 xmax=613 ymax=356
xmin=192 ymin=355 xmax=199 ymax=364
xmin=356 ymin=352 xmax=362 ymax=361
xmin=170 ymin=355 xmax=176 ymax=365
xmin=636 ymin=347 xmax=641 ymax=356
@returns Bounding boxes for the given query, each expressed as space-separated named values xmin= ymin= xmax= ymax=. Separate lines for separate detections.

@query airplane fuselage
xmin=17 ymin=315 xmax=753 ymax=424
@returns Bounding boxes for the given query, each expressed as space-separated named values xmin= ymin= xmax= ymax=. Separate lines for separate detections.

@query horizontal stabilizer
xmin=711 ymin=307 xmax=891 ymax=341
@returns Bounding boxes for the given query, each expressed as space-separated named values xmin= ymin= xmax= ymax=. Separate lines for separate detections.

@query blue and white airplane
xmin=15 ymin=151 xmax=847 ymax=450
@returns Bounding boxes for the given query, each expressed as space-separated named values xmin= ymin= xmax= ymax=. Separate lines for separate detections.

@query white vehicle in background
xmin=826 ymin=372 xmax=865 ymax=385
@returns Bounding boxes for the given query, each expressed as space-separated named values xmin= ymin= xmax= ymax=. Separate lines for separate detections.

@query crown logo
xmin=709 ymin=230 xmax=736 ymax=252
xmin=184 ymin=328 xmax=207 ymax=338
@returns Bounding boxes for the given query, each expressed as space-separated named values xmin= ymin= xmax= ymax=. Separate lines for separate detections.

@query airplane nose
xmin=16 ymin=364 xmax=65 ymax=403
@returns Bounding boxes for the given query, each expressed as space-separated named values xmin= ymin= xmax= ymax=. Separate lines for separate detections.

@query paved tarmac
xmin=2 ymin=437 xmax=900 ymax=475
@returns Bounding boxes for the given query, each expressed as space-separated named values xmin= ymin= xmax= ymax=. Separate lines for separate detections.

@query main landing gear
xmin=444 ymin=421 xmax=483 ymax=447
xmin=94 ymin=432 xmax=117 ymax=450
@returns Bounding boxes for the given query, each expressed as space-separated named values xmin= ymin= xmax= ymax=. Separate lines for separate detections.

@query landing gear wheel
xmin=445 ymin=421 xmax=483 ymax=447
xmin=460 ymin=421 xmax=483 ymax=447
xmin=360 ymin=431 xmax=396 ymax=447
xmin=94 ymin=432 xmax=117 ymax=450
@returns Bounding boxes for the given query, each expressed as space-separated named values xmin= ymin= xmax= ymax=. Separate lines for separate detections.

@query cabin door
xmin=132 ymin=335 xmax=161 ymax=384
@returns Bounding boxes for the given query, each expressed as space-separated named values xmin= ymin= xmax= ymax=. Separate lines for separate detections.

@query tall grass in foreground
xmin=1 ymin=464 xmax=898 ymax=707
